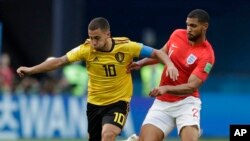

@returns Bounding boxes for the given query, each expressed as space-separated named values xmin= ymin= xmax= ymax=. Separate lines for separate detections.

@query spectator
xmin=0 ymin=53 xmax=14 ymax=94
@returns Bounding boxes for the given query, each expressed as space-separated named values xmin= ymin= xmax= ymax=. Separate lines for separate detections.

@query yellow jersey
xmin=66 ymin=37 xmax=143 ymax=105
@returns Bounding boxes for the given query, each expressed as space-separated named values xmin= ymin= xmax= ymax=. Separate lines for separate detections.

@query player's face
xmin=186 ymin=18 xmax=207 ymax=42
xmin=88 ymin=28 xmax=110 ymax=51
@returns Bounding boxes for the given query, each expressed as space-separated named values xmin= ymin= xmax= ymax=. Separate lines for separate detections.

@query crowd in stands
xmin=0 ymin=53 xmax=88 ymax=96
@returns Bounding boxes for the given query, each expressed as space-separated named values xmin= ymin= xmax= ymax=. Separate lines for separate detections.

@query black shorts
xmin=87 ymin=101 xmax=130 ymax=141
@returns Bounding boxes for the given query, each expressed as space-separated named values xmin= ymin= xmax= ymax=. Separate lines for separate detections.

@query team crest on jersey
xmin=115 ymin=52 xmax=124 ymax=63
xmin=186 ymin=54 xmax=197 ymax=64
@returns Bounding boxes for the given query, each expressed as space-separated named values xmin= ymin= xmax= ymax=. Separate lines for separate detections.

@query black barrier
xmin=230 ymin=125 xmax=250 ymax=141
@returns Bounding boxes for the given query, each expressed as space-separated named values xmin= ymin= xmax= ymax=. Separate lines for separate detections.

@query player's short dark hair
xmin=88 ymin=17 xmax=110 ymax=31
xmin=188 ymin=9 xmax=210 ymax=23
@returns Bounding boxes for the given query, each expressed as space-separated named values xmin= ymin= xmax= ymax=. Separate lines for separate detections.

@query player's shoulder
xmin=198 ymin=40 xmax=215 ymax=62
xmin=172 ymin=29 xmax=186 ymax=36
xmin=204 ymin=40 xmax=215 ymax=55
xmin=80 ymin=39 xmax=92 ymax=49
xmin=113 ymin=37 xmax=131 ymax=44
xmin=73 ymin=39 xmax=91 ymax=52
xmin=83 ymin=39 xmax=91 ymax=45
xmin=204 ymin=40 xmax=212 ymax=48
xmin=169 ymin=29 xmax=187 ymax=40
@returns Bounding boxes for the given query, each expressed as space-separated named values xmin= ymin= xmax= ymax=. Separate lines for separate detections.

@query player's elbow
xmin=186 ymin=76 xmax=203 ymax=93
xmin=151 ymin=49 xmax=160 ymax=58
xmin=186 ymin=84 xmax=199 ymax=93
xmin=149 ymin=49 xmax=156 ymax=58
xmin=186 ymin=87 xmax=196 ymax=94
xmin=57 ymin=56 xmax=69 ymax=67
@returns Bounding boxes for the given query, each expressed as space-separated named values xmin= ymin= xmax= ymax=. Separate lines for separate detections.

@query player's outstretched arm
xmin=126 ymin=57 xmax=158 ymax=72
xmin=149 ymin=74 xmax=203 ymax=97
xmin=17 ymin=55 xmax=69 ymax=77
xmin=127 ymin=45 xmax=178 ymax=81
xmin=135 ymin=42 xmax=169 ymax=68
xmin=150 ymin=49 xmax=179 ymax=81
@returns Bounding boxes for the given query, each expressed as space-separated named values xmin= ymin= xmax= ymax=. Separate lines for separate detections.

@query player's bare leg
xmin=102 ymin=123 xmax=121 ymax=141
xmin=180 ymin=125 xmax=199 ymax=141
xmin=139 ymin=124 xmax=164 ymax=141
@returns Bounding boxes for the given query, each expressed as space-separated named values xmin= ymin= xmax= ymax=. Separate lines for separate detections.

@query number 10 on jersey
xmin=103 ymin=64 xmax=116 ymax=77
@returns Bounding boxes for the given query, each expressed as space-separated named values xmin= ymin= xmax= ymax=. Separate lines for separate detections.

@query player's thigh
xmin=140 ymin=124 xmax=164 ymax=141
xmin=180 ymin=125 xmax=199 ymax=141
xmin=87 ymin=103 xmax=102 ymax=140
xmin=176 ymin=97 xmax=201 ymax=135
xmin=141 ymin=105 xmax=175 ymax=138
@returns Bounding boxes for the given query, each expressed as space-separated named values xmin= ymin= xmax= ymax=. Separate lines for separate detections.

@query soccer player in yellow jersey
xmin=17 ymin=17 xmax=179 ymax=141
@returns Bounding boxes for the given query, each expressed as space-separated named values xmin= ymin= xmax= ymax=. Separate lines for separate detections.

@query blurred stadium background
xmin=0 ymin=0 xmax=250 ymax=140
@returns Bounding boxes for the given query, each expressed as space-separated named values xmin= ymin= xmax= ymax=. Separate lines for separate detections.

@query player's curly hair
xmin=188 ymin=9 xmax=210 ymax=23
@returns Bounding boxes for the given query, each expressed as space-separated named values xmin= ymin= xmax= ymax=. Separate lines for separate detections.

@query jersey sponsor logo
xmin=115 ymin=52 xmax=124 ymax=63
xmin=168 ymin=44 xmax=178 ymax=58
xmin=186 ymin=54 xmax=197 ymax=64
xmin=171 ymin=43 xmax=178 ymax=48
xmin=204 ymin=63 xmax=212 ymax=73
xmin=168 ymin=48 xmax=174 ymax=58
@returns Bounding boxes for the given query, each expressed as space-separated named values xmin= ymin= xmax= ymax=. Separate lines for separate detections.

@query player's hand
xmin=126 ymin=61 xmax=141 ymax=73
xmin=16 ymin=66 xmax=32 ymax=77
xmin=166 ymin=63 xmax=179 ymax=81
xmin=149 ymin=86 xmax=167 ymax=97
